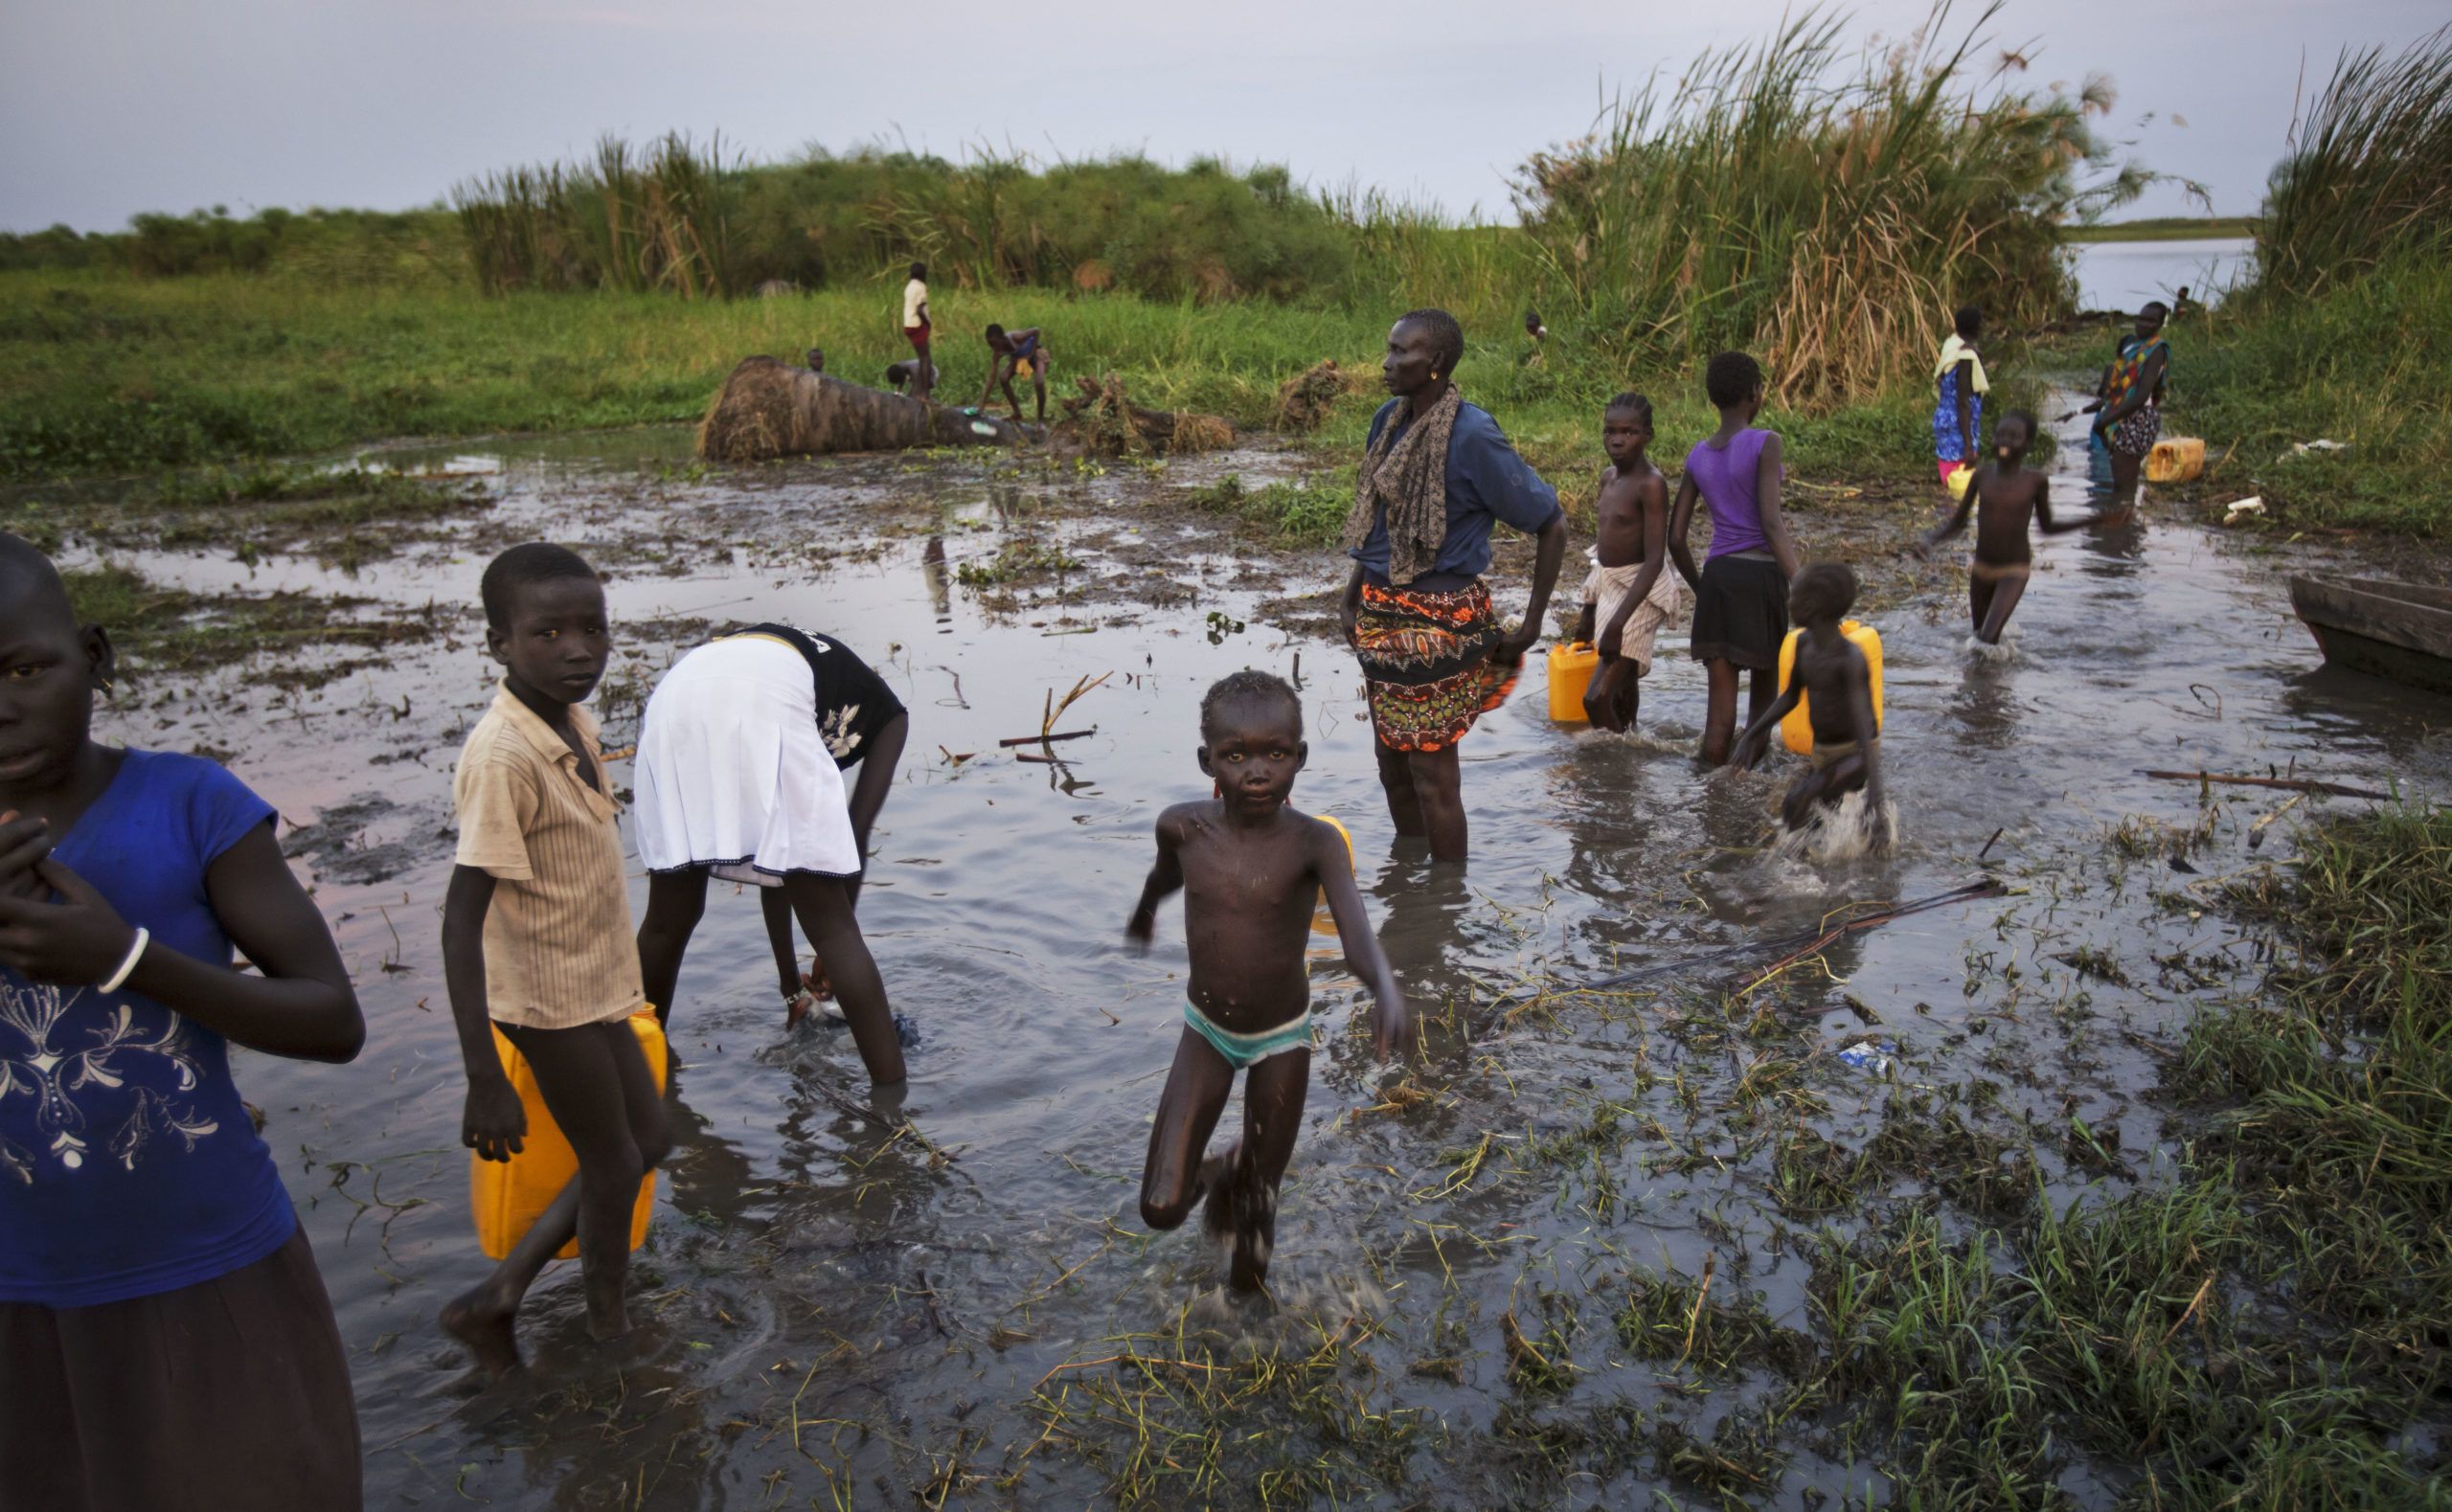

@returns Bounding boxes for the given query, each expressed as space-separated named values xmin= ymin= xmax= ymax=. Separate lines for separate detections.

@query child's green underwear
xmin=1184 ymin=999 xmax=1315 ymax=1070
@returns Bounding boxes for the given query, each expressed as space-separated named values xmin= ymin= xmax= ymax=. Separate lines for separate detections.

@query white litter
xmin=2223 ymin=496 xmax=2266 ymax=524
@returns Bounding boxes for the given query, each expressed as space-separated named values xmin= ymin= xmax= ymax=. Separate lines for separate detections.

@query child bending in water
xmin=442 ymin=544 xmax=670 ymax=1379
xmin=1916 ymin=411 xmax=2091 ymax=644
xmin=0 ymin=532 xmax=367 ymax=1509
xmin=1126 ymin=672 xmax=1413 ymax=1291
xmin=1573 ymin=393 xmax=1683 ymax=732
xmin=1732 ymin=563 xmax=1890 ymax=851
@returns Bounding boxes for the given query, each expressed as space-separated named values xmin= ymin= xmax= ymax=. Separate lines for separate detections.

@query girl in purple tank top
xmin=1667 ymin=352 xmax=1803 ymax=764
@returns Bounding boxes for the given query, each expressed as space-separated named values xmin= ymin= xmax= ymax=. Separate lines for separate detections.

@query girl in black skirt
xmin=1668 ymin=352 xmax=1803 ymax=764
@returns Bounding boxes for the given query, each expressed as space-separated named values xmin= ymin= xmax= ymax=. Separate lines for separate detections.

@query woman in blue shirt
xmin=1337 ymin=308 xmax=1568 ymax=863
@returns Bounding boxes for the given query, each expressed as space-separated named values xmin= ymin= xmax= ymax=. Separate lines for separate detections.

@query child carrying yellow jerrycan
xmin=1774 ymin=621 xmax=1885 ymax=753
xmin=470 ymin=1006 xmax=669 ymax=1259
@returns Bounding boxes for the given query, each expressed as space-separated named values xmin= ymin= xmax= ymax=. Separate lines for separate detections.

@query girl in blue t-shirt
xmin=0 ymin=533 xmax=367 ymax=1511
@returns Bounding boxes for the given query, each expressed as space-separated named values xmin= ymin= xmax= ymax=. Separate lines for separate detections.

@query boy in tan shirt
xmin=439 ymin=543 xmax=669 ymax=1380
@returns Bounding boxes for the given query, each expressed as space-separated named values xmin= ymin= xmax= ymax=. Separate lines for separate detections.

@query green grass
xmin=0 ymin=268 xmax=1966 ymax=489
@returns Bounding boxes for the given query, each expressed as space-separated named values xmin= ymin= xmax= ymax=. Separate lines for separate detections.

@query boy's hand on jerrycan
xmin=462 ymin=1077 xmax=529 ymax=1163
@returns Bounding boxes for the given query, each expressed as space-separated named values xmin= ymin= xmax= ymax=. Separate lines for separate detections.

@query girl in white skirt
xmin=632 ymin=626 xmax=907 ymax=1086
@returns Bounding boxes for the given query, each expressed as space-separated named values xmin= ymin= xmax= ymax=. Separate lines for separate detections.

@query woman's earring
xmin=97 ymin=677 xmax=116 ymax=696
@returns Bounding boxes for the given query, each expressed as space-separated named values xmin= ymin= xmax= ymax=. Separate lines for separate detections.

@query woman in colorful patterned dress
xmin=1338 ymin=308 xmax=1568 ymax=864
xmin=2092 ymin=302 xmax=2170 ymax=521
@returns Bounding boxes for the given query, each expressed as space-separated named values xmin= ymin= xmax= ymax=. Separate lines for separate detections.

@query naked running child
xmin=1916 ymin=411 xmax=2092 ymax=644
xmin=1126 ymin=672 xmax=1413 ymax=1291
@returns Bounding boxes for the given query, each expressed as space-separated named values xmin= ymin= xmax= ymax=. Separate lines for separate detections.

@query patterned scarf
xmin=1340 ymin=384 xmax=1464 ymax=586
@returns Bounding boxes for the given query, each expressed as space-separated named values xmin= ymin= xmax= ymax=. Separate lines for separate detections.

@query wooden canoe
xmin=2287 ymin=575 xmax=2452 ymax=694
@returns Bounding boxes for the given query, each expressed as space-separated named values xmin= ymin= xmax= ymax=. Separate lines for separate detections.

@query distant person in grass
xmin=1127 ymin=671 xmax=1412 ymax=1292
xmin=1668 ymin=350 xmax=1803 ymax=765
xmin=1933 ymin=304 xmax=1987 ymax=488
xmin=2092 ymin=302 xmax=2169 ymax=521
xmin=900 ymin=262 xmax=933 ymax=402
xmin=1573 ymin=392 xmax=1682 ymax=732
xmin=1916 ymin=411 xmax=2094 ymax=644
xmin=1339 ymin=307 xmax=1568 ymax=863
xmin=441 ymin=544 xmax=670 ymax=1381
xmin=1731 ymin=562 xmax=1889 ymax=849
xmin=0 ymin=531 xmax=367 ymax=1510
xmin=979 ymin=324 xmax=1050 ymax=425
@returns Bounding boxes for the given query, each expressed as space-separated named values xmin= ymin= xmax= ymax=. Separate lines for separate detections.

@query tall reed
xmin=2257 ymin=24 xmax=2452 ymax=298
xmin=454 ymin=143 xmax=1353 ymax=305
xmin=455 ymin=133 xmax=741 ymax=298
xmin=1508 ymin=4 xmax=2138 ymax=408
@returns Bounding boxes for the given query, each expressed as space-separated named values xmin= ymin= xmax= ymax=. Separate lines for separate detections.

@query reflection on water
xmin=78 ymin=425 xmax=2452 ymax=1506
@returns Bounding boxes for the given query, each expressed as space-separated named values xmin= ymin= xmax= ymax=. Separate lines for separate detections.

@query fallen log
xmin=696 ymin=356 xmax=1024 ymax=462
xmin=1055 ymin=372 xmax=1235 ymax=456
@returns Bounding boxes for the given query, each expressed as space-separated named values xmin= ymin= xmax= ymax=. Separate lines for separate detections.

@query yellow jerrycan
xmin=2146 ymin=436 xmax=2205 ymax=484
xmin=1775 ymin=621 xmax=1885 ymax=756
xmin=1547 ymin=641 xmax=1601 ymax=721
xmin=1312 ymin=813 xmax=1356 ymax=933
xmin=470 ymin=1005 xmax=668 ymax=1260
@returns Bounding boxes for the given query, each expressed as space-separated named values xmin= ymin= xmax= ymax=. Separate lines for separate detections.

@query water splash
xmin=1773 ymin=787 xmax=1900 ymax=863
xmin=1964 ymin=626 xmax=2022 ymax=663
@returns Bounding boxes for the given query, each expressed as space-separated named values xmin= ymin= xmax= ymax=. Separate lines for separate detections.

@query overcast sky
xmin=2 ymin=0 xmax=2440 ymax=234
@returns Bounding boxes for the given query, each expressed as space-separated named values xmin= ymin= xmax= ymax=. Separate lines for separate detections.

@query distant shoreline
xmin=2059 ymin=216 xmax=2259 ymax=244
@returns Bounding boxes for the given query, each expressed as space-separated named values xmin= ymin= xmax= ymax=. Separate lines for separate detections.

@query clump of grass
xmin=2104 ymin=805 xmax=2220 ymax=859
xmin=1510 ymin=8 xmax=2139 ymax=409
xmin=1615 ymin=1260 xmax=1809 ymax=1376
xmin=1184 ymin=469 xmax=1353 ymax=547
xmin=954 ymin=539 xmax=1081 ymax=588
xmin=1025 ymin=1330 xmax=1418 ymax=1509
xmin=61 ymin=561 xmax=437 ymax=682
xmin=2257 ymin=25 xmax=2452 ymax=298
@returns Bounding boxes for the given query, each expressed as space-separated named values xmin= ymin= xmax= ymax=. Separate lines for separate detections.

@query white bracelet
xmin=98 ymin=927 xmax=149 ymax=994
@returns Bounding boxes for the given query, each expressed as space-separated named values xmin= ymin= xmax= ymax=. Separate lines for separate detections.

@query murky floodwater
xmin=73 ymin=400 xmax=2452 ymax=1508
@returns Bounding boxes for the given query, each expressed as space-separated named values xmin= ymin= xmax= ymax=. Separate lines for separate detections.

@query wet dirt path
xmin=57 ymin=409 xmax=2452 ymax=1509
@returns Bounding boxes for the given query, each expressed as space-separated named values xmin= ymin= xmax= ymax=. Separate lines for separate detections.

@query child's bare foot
xmin=1226 ymin=1180 xmax=1279 ymax=1293
xmin=440 ymin=1285 xmax=524 ymax=1381
xmin=1197 ymin=1143 xmax=1239 ymax=1245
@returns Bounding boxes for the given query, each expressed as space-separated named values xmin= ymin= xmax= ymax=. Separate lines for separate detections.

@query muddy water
xmin=78 ymin=405 xmax=2452 ymax=1509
